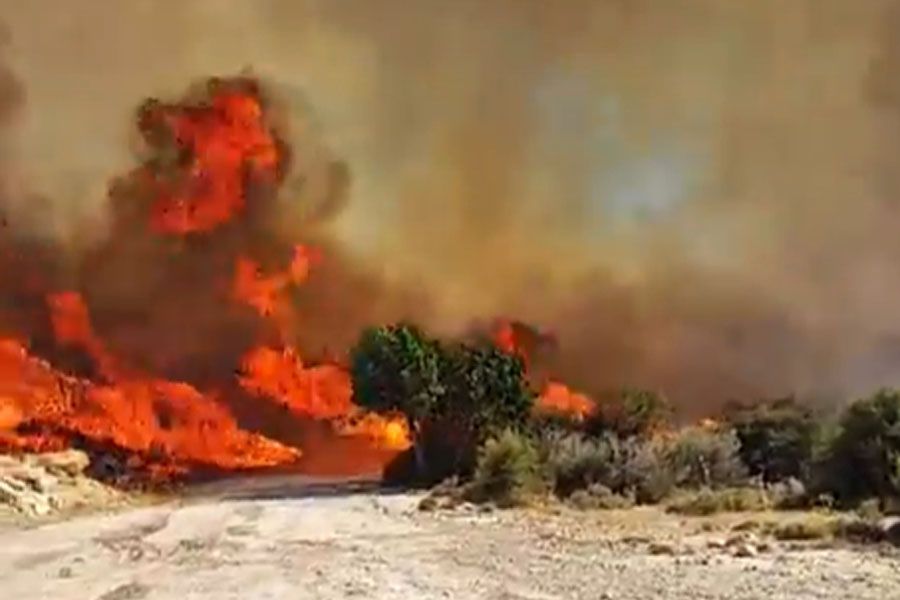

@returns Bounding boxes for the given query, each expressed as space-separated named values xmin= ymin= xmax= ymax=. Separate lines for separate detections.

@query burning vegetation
xmin=0 ymin=76 xmax=416 ymax=483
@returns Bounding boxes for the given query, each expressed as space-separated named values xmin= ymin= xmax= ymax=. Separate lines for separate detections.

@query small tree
xmin=725 ymin=397 xmax=817 ymax=482
xmin=351 ymin=324 xmax=534 ymax=482
xmin=351 ymin=323 xmax=448 ymax=473
xmin=820 ymin=388 xmax=900 ymax=503
xmin=446 ymin=344 xmax=534 ymax=440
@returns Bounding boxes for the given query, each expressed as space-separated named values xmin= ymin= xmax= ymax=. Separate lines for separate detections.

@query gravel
xmin=1 ymin=477 xmax=899 ymax=599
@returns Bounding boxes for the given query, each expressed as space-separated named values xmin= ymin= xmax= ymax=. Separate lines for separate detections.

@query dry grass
xmin=567 ymin=485 xmax=635 ymax=511
xmin=665 ymin=487 xmax=771 ymax=516
xmin=768 ymin=515 xmax=837 ymax=541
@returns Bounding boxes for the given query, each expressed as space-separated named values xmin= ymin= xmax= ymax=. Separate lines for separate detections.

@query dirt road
xmin=1 ymin=477 xmax=899 ymax=599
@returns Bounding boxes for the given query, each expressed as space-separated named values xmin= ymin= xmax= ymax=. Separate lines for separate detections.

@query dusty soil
xmin=1 ymin=475 xmax=899 ymax=600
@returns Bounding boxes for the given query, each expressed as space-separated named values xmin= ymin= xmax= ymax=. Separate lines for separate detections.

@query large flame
xmin=143 ymin=85 xmax=281 ymax=235
xmin=0 ymin=77 xmax=410 ymax=482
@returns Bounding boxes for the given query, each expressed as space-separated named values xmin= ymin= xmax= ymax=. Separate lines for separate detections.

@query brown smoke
xmin=2 ymin=1 xmax=900 ymax=412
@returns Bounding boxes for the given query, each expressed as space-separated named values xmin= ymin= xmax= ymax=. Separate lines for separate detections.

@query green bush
xmin=818 ymin=388 xmax=900 ymax=503
xmin=726 ymin=397 xmax=818 ymax=482
xmin=351 ymin=323 xmax=448 ymax=425
xmin=444 ymin=344 xmax=535 ymax=441
xmin=666 ymin=426 xmax=747 ymax=489
xmin=466 ymin=429 xmax=541 ymax=507
xmin=352 ymin=324 xmax=534 ymax=483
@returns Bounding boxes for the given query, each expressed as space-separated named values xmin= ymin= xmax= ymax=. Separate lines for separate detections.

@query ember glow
xmin=0 ymin=77 xmax=410 ymax=482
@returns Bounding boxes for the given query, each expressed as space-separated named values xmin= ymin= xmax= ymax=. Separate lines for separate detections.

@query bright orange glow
xmin=337 ymin=412 xmax=412 ymax=452
xmin=239 ymin=345 xmax=354 ymax=420
xmin=4 ymin=295 xmax=302 ymax=478
xmin=492 ymin=319 xmax=596 ymax=420
xmin=232 ymin=245 xmax=320 ymax=339
xmin=147 ymin=89 xmax=281 ymax=234
xmin=536 ymin=381 xmax=597 ymax=420
xmin=0 ymin=77 xmax=411 ymax=482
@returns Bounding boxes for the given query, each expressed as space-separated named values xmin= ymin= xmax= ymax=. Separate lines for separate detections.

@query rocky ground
xmin=0 ymin=450 xmax=138 ymax=528
xmin=2 ymin=472 xmax=900 ymax=599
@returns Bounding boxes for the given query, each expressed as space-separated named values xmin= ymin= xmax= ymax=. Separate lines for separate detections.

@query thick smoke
xmin=1 ymin=1 xmax=900 ymax=412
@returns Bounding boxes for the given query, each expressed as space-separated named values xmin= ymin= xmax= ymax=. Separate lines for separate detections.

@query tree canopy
xmin=350 ymin=323 xmax=534 ymax=480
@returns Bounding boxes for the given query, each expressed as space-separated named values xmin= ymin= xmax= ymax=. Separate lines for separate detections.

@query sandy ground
xmin=2 ymin=476 xmax=900 ymax=600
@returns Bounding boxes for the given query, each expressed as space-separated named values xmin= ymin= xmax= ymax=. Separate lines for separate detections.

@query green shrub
xmin=818 ymin=388 xmax=900 ymax=503
xmin=352 ymin=324 xmax=534 ymax=483
xmin=466 ymin=429 xmax=541 ymax=507
xmin=666 ymin=427 xmax=747 ymax=489
xmin=726 ymin=397 xmax=818 ymax=482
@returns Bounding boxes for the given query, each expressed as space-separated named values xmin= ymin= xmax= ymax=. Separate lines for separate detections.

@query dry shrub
xmin=567 ymin=484 xmax=635 ymax=511
xmin=833 ymin=518 xmax=886 ymax=544
xmin=542 ymin=432 xmax=618 ymax=496
xmin=769 ymin=516 xmax=837 ymax=541
xmin=666 ymin=426 xmax=747 ymax=489
xmin=466 ymin=429 xmax=541 ymax=507
xmin=666 ymin=487 xmax=771 ymax=516
xmin=542 ymin=432 xmax=674 ymax=503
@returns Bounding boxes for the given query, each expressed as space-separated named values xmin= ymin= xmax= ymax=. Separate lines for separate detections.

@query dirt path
xmin=1 ymin=477 xmax=899 ymax=599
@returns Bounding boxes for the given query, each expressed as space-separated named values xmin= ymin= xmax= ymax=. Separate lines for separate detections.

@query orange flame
xmin=0 ymin=76 xmax=410 ymax=482
xmin=238 ymin=345 xmax=354 ymax=420
xmin=492 ymin=319 xmax=596 ymax=420
xmin=145 ymin=87 xmax=280 ymax=235
xmin=536 ymin=381 xmax=597 ymax=421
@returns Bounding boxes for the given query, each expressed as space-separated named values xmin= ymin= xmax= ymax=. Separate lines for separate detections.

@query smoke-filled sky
xmin=2 ymin=0 xmax=900 ymax=412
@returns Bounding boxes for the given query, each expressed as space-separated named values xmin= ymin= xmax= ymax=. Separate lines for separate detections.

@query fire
xmin=142 ymin=84 xmax=281 ymax=235
xmin=232 ymin=245 xmax=321 ymax=339
xmin=492 ymin=319 xmax=596 ymax=420
xmin=0 ymin=76 xmax=411 ymax=483
xmin=47 ymin=291 xmax=121 ymax=380
xmin=537 ymin=381 xmax=596 ymax=421
xmin=238 ymin=345 xmax=353 ymax=420
xmin=337 ymin=412 xmax=411 ymax=452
